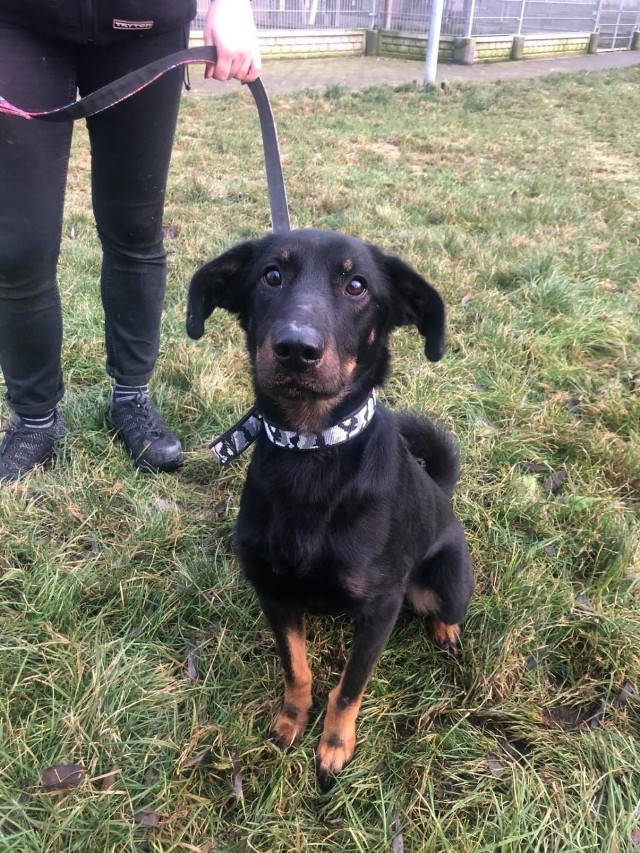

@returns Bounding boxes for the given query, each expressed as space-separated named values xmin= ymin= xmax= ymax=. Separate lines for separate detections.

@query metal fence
xmin=194 ymin=0 xmax=640 ymax=48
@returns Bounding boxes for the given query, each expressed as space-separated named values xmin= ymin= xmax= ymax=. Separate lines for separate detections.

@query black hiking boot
xmin=107 ymin=393 xmax=183 ymax=473
xmin=0 ymin=411 xmax=68 ymax=483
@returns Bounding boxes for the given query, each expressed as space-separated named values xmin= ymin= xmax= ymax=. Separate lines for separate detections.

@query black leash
xmin=0 ymin=45 xmax=291 ymax=234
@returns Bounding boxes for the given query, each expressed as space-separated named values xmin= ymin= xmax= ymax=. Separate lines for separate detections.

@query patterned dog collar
xmin=209 ymin=391 xmax=377 ymax=465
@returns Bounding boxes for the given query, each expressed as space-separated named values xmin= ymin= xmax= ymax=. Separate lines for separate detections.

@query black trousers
xmin=0 ymin=22 xmax=186 ymax=416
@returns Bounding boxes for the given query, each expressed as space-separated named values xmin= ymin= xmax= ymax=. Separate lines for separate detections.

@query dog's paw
xmin=270 ymin=704 xmax=310 ymax=750
xmin=427 ymin=617 xmax=460 ymax=654
xmin=315 ymin=727 xmax=356 ymax=782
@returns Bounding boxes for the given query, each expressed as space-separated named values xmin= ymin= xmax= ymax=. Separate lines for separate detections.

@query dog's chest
xmin=235 ymin=471 xmax=393 ymax=607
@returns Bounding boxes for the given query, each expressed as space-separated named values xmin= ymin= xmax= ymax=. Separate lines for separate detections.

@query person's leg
xmin=78 ymin=28 xmax=187 ymax=472
xmin=0 ymin=23 xmax=75 ymax=481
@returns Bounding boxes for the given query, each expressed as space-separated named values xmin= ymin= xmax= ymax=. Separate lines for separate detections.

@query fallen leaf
xmin=100 ymin=767 xmax=120 ymax=792
xmin=613 ymin=683 xmax=635 ymax=708
xmin=565 ymin=397 xmax=581 ymax=411
xmin=392 ymin=809 xmax=404 ymax=853
xmin=521 ymin=461 xmax=550 ymax=474
xmin=182 ymin=752 xmax=208 ymax=768
xmin=145 ymin=765 xmax=161 ymax=786
xmin=542 ymin=705 xmax=585 ymax=729
xmin=85 ymin=538 xmax=101 ymax=558
xmin=460 ymin=292 xmax=473 ymax=306
xmin=0 ymin=812 xmax=20 ymax=835
xmin=207 ymin=617 xmax=221 ymax=635
xmin=543 ymin=470 xmax=567 ymax=494
xmin=186 ymin=635 xmax=198 ymax=680
xmin=134 ymin=809 xmax=159 ymax=828
xmin=589 ymin=702 xmax=606 ymax=730
xmin=162 ymin=224 xmax=180 ymax=240
xmin=232 ymin=752 xmax=243 ymax=801
xmin=214 ymin=500 xmax=228 ymax=518
xmin=41 ymin=764 xmax=86 ymax=791
xmin=487 ymin=753 xmax=508 ymax=778
xmin=574 ymin=593 xmax=596 ymax=616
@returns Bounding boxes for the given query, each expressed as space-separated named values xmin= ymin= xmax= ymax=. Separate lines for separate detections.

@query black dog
xmin=187 ymin=229 xmax=474 ymax=779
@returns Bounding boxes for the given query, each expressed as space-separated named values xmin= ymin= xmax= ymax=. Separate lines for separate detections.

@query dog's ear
xmin=381 ymin=252 xmax=446 ymax=362
xmin=186 ymin=240 xmax=261 ymax=339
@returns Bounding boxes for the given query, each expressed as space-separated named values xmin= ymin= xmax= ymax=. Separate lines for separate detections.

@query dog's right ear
xmin=186 ymin=240 xmax=261 ymax=339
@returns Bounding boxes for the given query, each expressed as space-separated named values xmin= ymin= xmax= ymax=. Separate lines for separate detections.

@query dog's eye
xmin=345 ymin=276 xmax=367 ymax=297
xmin=262 ymin=266 xmax=282 ymax=287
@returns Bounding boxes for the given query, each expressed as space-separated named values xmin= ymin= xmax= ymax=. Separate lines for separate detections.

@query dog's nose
xmin=272 ymin=324 xmax=325 ymax=369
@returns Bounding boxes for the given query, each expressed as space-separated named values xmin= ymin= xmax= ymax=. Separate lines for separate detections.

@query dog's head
xmin=187 ymin=229 xmax=445 ymax=431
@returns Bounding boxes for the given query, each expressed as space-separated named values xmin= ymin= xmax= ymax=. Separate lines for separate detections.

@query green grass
xmin=1 ymin=66 xmax=640 ymax=852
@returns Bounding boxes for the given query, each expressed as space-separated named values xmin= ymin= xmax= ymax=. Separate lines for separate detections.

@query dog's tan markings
xmin=316 ymin=682 xmax=363 ymax=775
xmin=277 ymin=249 xmax=290 ymax=262
xmin=342 ymin=356 xmax=357 ymax=378
xmin=342 ymin=258 xmax=353 ymax=274
xmin=271 ymin=626 xmax=313 ymax=750
xmin=255 ymin=337 xmax=275 ymax=384
xmin=405 ymin=584 xmax=440 ymax=616
xmin=278 ymin=390 xmax=350 ymax=434
xmin=270 ymin=349 xmax=356 ymax=432
xmin=427 ymin=616 xmax=460 ymax=653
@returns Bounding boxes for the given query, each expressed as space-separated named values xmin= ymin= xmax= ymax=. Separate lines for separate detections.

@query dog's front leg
xmin=259 ymin=597 xmax=313 ymax=750
xmin=316 ymin=595 xmax=403 ymax=780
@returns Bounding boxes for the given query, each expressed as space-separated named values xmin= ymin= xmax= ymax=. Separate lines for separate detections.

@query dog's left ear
xmin=186 ymin=240 xmax=261 ymax=339
xmin=380 ymin=252 xmax=446 ymax=362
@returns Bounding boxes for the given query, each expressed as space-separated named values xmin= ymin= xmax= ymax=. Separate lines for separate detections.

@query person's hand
xmin=204 ymin=0 xmax=261 ymax=83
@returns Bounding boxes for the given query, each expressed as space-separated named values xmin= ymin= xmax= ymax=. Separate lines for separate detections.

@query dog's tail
xmin=397 ymin=412 xmax=461 ymax=498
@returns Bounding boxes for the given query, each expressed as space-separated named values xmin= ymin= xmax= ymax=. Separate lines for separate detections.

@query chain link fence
xmin=194 ymin=0 xmax=640 ymax=49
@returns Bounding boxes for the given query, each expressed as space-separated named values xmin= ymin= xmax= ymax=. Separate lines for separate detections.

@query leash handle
xmin=0 ymin=45 xmax=290 ymax=234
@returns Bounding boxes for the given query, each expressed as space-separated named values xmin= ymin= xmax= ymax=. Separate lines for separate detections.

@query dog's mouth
xmin=260 ymin=383 xmax=351 ymax=433
xmin=254 ymin=358 xmax=356 ymax=433
xmin=256 ymin=367 xmax=345 ymax=404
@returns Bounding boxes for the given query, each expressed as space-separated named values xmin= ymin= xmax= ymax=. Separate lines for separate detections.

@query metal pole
xmin=612 ymin=0 xmax=621 ymax=49
xmin=424 ymin=0 xmax=445 ymax=85
xmin=370 ymin=0 xmax=378 ymax=29
xmin=594 ymin=0 xmax=605 ymax=31
xmin=385 ymin=0 xmax=394 ymax=31
xmin=465 ymin=0 xmax=477 ymax=38
xmin=517 ymin=0 xmax=527 ymax=35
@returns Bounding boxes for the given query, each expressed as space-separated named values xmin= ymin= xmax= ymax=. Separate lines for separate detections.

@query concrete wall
xmin=374 ymin=30 xmax=455 ymax=62
xmin=521 ymin=32 xmax=591 ymax=58
xmin=474 ymin=36 xmax=514 ymax=63
xmin=374 ymin=30 xmax=592 ymax=63
xmin=190 ymin=28 xmax=600 ymax=65
xmin=191 ymin=29 xmax=365 ymax=59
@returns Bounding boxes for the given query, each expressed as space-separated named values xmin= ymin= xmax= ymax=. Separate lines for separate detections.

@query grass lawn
xmin=1 ymin=66 xmax=639 ymax=852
